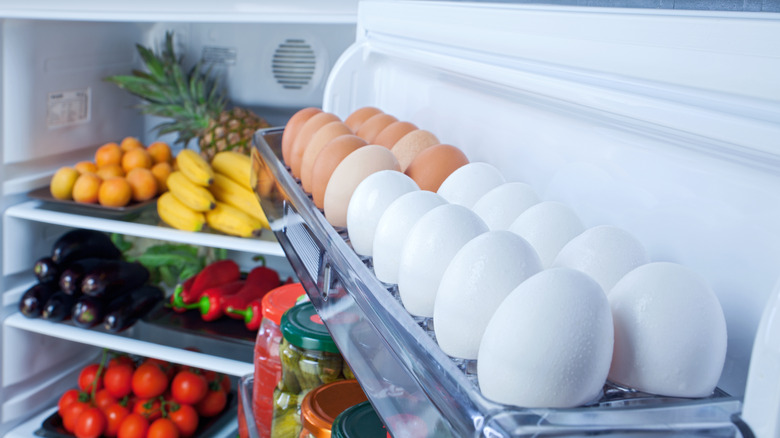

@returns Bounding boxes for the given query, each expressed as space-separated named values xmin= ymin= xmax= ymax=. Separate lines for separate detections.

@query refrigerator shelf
xmin=251 ymin=127 xmax=743 ymax=437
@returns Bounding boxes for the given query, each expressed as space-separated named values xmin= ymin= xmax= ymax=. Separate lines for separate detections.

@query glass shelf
xmin=251 ymin=127 xmax=743 ymax=437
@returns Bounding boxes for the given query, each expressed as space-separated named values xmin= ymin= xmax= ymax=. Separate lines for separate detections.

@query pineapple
xmin=105 ymin=32 xmax=270 ymax=160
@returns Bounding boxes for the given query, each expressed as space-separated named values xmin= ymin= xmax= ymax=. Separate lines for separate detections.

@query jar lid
xmin=331 ymin=401 xmax=387 ymax=438
xmin=300 ymin=379 xmax=368 ymax=438
xmin=281 ymin=302 xmax=339 ymax=353
xmin=262 ymin=282 xmax=306 ymax=326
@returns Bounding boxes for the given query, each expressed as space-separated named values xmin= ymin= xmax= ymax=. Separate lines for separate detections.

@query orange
xmin=50 ymin=167 xmax=80 ymax=200
xmin=96 ymin=164 xmax=125 ymax=180
xmin=147 ymin=141 xmax=172 ymax=164
xmin=95 ymin=142 xmax=123 ymax=168
xmin=98 ymin=177 xmax=132 ymax=207
xmin=72 ymin=173 xmax=102 ymax=204
xmin=121 ymin=148 xmax=153 ymax=173
xmin=151 ymin=162 xmax=172 ymax=194
xmin=120 ymin=136 xmax=145 ymax=152
xmin=74 ymin=161 xmax=98 ymax=174
xmin=125 ymin=168 xmax=158 ymax=202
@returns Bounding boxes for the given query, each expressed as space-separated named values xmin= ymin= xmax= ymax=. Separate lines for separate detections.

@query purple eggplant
xmin=81 ymin=260 xmax=150 ymax=299
xmin=19 ymin=283 xmax=59 ymax=318
xmin=51 ymin=229 xmax=120 ymax=266
xmin=103 ymin=285 xmax=164 ymax=332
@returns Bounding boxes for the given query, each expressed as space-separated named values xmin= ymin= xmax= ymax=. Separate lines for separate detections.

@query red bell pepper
xmin=180 ymin=280 xmax=246 ymax=321
xmin=226 ymin=298 xmax=263 ymax=330
xmin=223 ymin=265 xmax=280 ymax=320
xmin=180 ymin=260 xmax=241 ymax=304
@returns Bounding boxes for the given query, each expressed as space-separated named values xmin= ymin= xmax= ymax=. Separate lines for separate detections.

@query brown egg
xmin=390 ymin=129 xmax=440 ymax=172
xmin=374 ymin=121 xmax=418 ymax=149
xmin=311 ymin=135 xmax=368 ymax=209
xmin=301 ymin=121 xmax=353 ymax=194
xmin=404 ymin=144 xmax=470 ymax=192
xmin=344 ymin=106 xmax=383 ymax=132
xmin=289 ymin=112 xmax=341 ymax=178
xmin=356 ymin=113 xmax=398 ymax=144
xmin=281 ymin=107 xmax=322 ymax=165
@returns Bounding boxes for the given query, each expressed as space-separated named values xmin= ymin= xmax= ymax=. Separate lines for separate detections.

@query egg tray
xmin=250 ymin=127 xmax=743 ymax=437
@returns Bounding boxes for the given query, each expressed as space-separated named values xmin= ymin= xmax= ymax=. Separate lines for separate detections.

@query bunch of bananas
xmin=157 ymin=149 xmax=270 ymax=237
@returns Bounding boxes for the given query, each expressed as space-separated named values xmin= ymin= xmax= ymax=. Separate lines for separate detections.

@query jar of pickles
xmin=271 ymin=302 xmax=346 ymax=438
xmin=299 ymin=379 xmax=368 ymax=438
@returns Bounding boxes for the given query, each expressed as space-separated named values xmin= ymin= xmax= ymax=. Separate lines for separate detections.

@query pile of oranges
xmin=50 ymin=137 xmax=173 ymax=208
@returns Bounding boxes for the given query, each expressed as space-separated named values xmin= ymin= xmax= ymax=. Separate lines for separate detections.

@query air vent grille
xmin=272 ymin=39 xmax=315 ymax=90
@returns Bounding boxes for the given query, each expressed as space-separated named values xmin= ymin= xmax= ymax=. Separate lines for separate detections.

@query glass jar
xmin=249 ymin=283 xmax=306 ymax=438
xmin=299 ymin=380 xmax=368 ymax=438
xmin=272 ymin=302 xmax=345 ymax=438
xmin=331 ymin=401 xmax=388 ymax=438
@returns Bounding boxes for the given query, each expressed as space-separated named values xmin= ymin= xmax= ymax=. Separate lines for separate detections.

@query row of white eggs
xmin=344 ymin=161 xmax=728 ymax=409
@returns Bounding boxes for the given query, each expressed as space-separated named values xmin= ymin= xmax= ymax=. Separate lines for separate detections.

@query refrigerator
xmin=2 ymin=0 xmax=779 ymax=437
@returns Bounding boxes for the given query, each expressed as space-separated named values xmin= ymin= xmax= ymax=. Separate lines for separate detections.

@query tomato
xmin=144 ymin=358 xmax=175 ymax=380
xmin=117 ymin=413 xmax=149 ymax=438
xmin=168 ymin=404 xmax=199 ymax=437
xmin=61 ymin=400 xmax=90 ymax=433
xmin=103 ymin=403 xmax=130 ymax=438
xmin=94 ymin=388 xmax=117 ymax=411
xmin=104 ymin=363 xmax=135 ymax=398
xmin=58 ymin=389 xmax=83 ymax=415
xmin=203 ymin=371 xmax=231 ymax=393
xmin=133 ymin=397 xmax=162 ymax=421
xmin=74 ymin=407 xmax=106 ymax=438
xmin=132 ymin=362 xmax=168 ymax=398
xmin=108 ymin=355 xmax=135 ymax=368
xmin=171 ymin=370 xmax=207 ymax=405
xmin=148 ymin=418 xmax=180 ymax=438
xmin=78 ymin=363 xmax=104 ymax=393
xmin=195 ymin=388 xmax=227 ymax=417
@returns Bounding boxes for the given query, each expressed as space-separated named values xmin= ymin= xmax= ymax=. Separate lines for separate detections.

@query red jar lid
xmin=261 ymin=282 xmax=305 ymax=326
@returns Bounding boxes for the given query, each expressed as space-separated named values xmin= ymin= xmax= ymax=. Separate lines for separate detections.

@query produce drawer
xmin=251 ymin=127 xmax=744 ymax=437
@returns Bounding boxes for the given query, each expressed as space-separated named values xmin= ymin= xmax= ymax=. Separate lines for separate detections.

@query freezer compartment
xmin=252 ymin=127 xmax=743 ymax=437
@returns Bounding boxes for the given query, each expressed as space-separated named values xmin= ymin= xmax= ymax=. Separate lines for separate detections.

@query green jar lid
xmin=332 ymin=401 xmax=388 ymax=438
xmin=281 ymin=302 xmax=340 ymax=353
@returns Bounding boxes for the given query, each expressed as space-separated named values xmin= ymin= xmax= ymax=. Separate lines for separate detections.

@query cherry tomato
xmin=132 ymin=362 xmax=168 ymax=399
xmin=203 ymin=371 xmax=231 ymax=393
xmin=171 ymin=370 xmax=207 ymax=405
xmin=168 ymin=404 xmax=199 ymax=437
xmin=144 ymin=358 xmax=175 ymax=380
xmin=78 ymin=363 xmax=104 ymax=393
xmin=58 ymin=389 xmax=83 ymax=415
xmin=74 ymin=407 xmax=106 ymax=438
xmin=62 ymin=400 xmax=90 ymax=433
xmin=104 ymin=363 xmax=135 ymax=398
xmin=108 ymin=355 xmax=135 ymax=368
xmin=148 ymin=418 xmax=180 ymax=438
xmin=103 ymin=403 xmax=130 ymax=438
xmin=195 ymin=388 xmax=227 ymax=417
xmin=117 ymin=413 xmax=149 ymax=438
xmin=94 ymin=388 xmax=117 ymax=411
xmin=133 ymin=397 xmax=162 ymax=421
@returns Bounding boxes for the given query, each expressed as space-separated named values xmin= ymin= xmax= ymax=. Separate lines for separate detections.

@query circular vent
xmin=272 ymin=39 xmax=316 ymax=90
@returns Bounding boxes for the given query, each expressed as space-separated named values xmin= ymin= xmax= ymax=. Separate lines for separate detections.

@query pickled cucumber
xmin=278 ymin=339 xmax=302 ymax=393
xmin=343 ymin=362 xmax=355 ymax=380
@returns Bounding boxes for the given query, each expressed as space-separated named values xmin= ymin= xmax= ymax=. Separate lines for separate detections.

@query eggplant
xmin=33 ymin=257 xmax=60 ymax=284
xmin=103 ymin=285 xmax=164 ymax=332
xmin=81 ymin=260 xmax=150 ymax=299
xmin=42 ymin=291 xmax=76 ymax=322
xmin=72 ymin=296 xmax=106 ymax=328
xmin=59 ymin=258 xmax=115 ymax=295
xmin=51 ymin=229 xmax=121 ymax=266
xmin=19 ymin=283 xmax=59 ymax=318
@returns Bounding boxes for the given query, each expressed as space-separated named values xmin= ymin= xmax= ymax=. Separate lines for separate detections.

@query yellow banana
xmin=176 ymin=149 xmax=214 ymax=186
xmin=167 ymin=171 xmax=217 ymax=212
xmin=205 ymin=201 xmax=264 ymax=238
xmin=157 ymin=192 xmax=206 ymax=232
xmin=210 ymin=172 xmax=270 ymax=229
xmin=211 ymin=151 xmax=252 ymax=189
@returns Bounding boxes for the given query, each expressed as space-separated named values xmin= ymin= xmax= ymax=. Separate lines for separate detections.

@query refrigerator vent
xmin=272 ymin=39 xmax=316 ymax=90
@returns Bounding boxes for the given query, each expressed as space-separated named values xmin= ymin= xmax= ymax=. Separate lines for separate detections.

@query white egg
xmin=436 ymin=162 xmax=505 ymax=208
xmin=608 ymin=262 xmax=727 ymax=398
xmin=508 ymin=201 xmax=584 ymax=267
xmin=346 ymin=170 xmax=419 ymax=257
xmin=478 ymin=267 xmax=614 ymax=408
xmin=398 ymin=204 xmax=488 ymax=317
xmin=552 ymin=225 xmax=649 ymax=293
xmin=471 ymin=182 xmax=540 ymax=231
xmin=434 ymin=231 xmax=542 ymax=360
xmin=372 ymin=191 xmax=448 ymax=285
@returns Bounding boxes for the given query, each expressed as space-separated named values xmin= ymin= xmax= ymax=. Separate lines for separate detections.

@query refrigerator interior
xmin=0 ymin=2 xmax=358 ymax=435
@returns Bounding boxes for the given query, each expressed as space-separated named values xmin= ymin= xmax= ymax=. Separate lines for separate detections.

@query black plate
xmin=143 ymin=302 xmax=257 ymax=345
xmin=28 ymin=186 xmax=158 ymax=218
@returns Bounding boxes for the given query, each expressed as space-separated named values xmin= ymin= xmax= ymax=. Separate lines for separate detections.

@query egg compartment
xmin=250 ymin=127 xmax=742 ymax=437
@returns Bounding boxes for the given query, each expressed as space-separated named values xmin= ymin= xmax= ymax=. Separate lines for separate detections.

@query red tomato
xmin=74 ymin=407 xmax=106 ymax=438
xmin=168 ymin=404 xmax=199 ymax=437
xmin=144 ymin=358 xmax=175 ymax=380
xmin=94 ymin=388 xmax=117 ymax=411
xmin=103 ymin=403 xmax=130 ymax=438
xmin=195 ymin=388 xmax=227 ymax=417
xmin=203 ymin=371 xmax=231 ymax=393
xmin=148 ymin=418 xmax=180 ymax=438
xmin=58 ymin=389 xmax=82 ymax=415
xmin=62 ymin=400 xmax=90 ymax=433
xmin=133 ymin=397 xmax=162 ymax=421
xmin=108 ymin=355 xmax=135 ymax=368
xmin=78 ymin=363 xmax=104 ymax=393
xmin=104 ymin=363 xmax=135 ymax=398
xmin=171 ymin=370 xmax=207 ymax=405
xmin=132 ymin=362 xmax=169 ymax=399
xmin=117 ymin=413 xmax=149 ymax=438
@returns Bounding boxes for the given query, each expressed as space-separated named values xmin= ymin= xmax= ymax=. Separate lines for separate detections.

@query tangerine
xmin=120 ymin=136 xmax=145 ymax=152
xmin=121 ymin=148 xmax=153 ymax=174
xmin=95 ymin=142 xmax=123 ymax=168
xmin=74 ymin=161 xmax=98 ymax=174
xmin=96 ymin=164 xmax=125 ymax=180
xmin=150 ymin=162 xmax=172 ymax=194
xmin=146 ymin=142 xmax=172 ymax=164
xmin=72 ymin=173 xmax=102 ymax=204
xmin=98 ymin=177 xmax=132 ymax=207
xmin=126 ymin=168 xmax=158 ymax=202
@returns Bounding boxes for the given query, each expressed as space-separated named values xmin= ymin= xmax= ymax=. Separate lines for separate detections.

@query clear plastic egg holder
xmin=251 ymin=127 xmax=743 ymax=437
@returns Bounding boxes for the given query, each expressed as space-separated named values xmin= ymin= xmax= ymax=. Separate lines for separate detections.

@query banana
xmin=211 ymin=151 xmax=252 ymax=189
xmin=157 ymin=192 xmax=206 ymax=232
xmin=176 ymin=149 xmax=214 ymax=186
xmin=205 ymin=201 xmax=264 ymax=238
xmin=167 ymin=171 xmax=217 ymax=212
xmin=210 ymin=172 xmax=270 ymax=229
